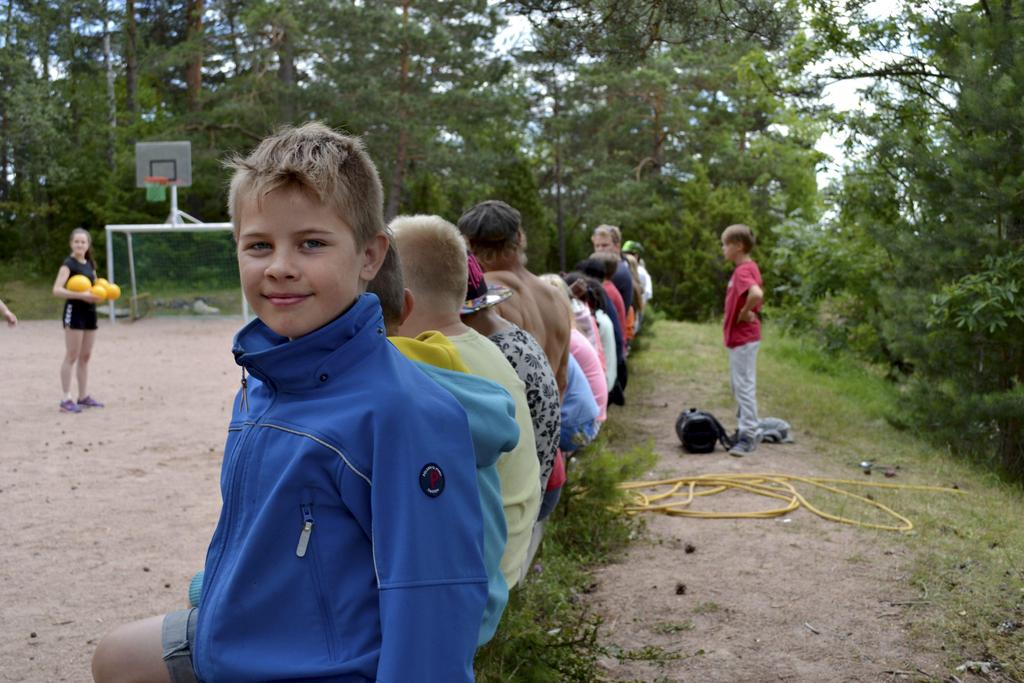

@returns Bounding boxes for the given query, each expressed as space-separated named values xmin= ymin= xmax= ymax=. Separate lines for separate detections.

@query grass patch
xmin=0 ymin=264 xmax=60 ymax=320
xmin=474 ymin=439 xmax=657 ymax=682
xmin=612 ymin=644 xmax=681 ymax=663
xmin=692 ymin=601 xmax=721 ymax=615
xmin=0 ymin=271 xmax=244 ymax=321
xmin=637 ymin=319 xmax=1024 ymax=678
xmin=652 ymin=620 xmax=695 ymax=634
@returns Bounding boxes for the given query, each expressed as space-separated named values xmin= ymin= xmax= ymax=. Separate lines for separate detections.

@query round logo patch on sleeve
xmin=419 ymin=463 xmax=445 ymax=498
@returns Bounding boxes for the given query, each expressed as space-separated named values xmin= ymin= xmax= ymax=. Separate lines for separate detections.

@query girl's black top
xmin=63 ymin=256 xmax=97 ymax=314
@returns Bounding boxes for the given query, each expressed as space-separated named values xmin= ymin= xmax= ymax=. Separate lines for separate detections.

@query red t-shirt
xmin=602 ymin=281 xmax=627 ymax=336
xmin=723 ymin=260 xmax=762 ymax=348
xmin=546 ymin=449 xmax=566 ymax=491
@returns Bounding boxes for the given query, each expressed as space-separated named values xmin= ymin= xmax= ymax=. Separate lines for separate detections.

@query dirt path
xmin=587 ymin=337 xmax=957 ymax=682
xmin=1 ymin=318 xmax=237 ymax=682
xmin=0 ymin=317 xmax=977 ymax=682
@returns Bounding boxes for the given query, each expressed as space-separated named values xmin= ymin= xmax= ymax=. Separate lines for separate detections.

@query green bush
xmin=474 ymin=439 xmax=657 ymax=682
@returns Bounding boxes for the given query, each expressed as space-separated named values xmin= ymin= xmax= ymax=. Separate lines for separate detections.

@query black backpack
xmin=675 ymin=409 xmax=734 ymax=453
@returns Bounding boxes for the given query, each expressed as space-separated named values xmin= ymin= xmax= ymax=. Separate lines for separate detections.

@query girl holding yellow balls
xmin=51 ymin=228 xmax=105 ymax=413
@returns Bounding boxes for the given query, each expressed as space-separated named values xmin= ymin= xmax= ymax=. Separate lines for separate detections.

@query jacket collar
xmin=232 ymin=293 xmax=386 ymax=392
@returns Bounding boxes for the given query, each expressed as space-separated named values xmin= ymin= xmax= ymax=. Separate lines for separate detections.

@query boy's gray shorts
xmin=161 ymin=608 xmax=199 ymax=683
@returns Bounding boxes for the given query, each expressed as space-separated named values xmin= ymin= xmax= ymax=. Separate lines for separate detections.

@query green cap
xmin=622 ymin=240 xmax=644 ymax=255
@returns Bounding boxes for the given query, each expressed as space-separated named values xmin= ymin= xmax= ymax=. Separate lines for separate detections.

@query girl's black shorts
xmin=63 ymin=301 xmax=97 ymax=330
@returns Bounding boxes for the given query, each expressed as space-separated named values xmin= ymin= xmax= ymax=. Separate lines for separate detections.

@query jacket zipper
xmin=195 ymin=376 xmax=275 ymax=680
xmin=296 ymin=504 xmax=314 ymax=557
xmin=240 ymin=368 xmax=249 ymax=413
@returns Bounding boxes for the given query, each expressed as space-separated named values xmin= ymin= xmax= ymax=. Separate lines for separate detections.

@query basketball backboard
xmin=135 ymin=141 xmax=192 ymax=187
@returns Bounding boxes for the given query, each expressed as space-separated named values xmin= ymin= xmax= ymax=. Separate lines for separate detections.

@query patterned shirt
xmin=489 ymin=325 xmax=561 ymax=490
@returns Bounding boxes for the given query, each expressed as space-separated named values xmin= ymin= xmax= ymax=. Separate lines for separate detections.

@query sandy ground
xmin=587 ymin=365 xmax=969 ymax=682
xmin=1 ymin=318 xmax=238 ymax=682
xmin=0 ymin=317 xmax=985 ymax=682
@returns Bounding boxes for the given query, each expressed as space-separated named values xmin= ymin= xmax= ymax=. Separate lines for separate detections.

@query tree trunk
xmin=124 ymin=0 xmax=137 ymax=116
xmin=276 ymin=23 xmax=296 ymax=122
xmin=0 ymin=0 xmax=13 ymax=200
xmin=103 ymin=5 xmax=116 ymax=170
xmin=553 ymin=79 xmax=565 ymax=271
xmin=652 ymin=89 xmax=664 ymax=171
xmin=0 ymin=102 xmax=7 ymax=200
xmin=225 ymin=9 xmax=242 ymax=78
xmin=386 ymin=130 xmax=408 ymax=222
xmin=185 ymin=0 xmax=204 ymax=112
xmin=384 ymin=0 xmax=411 ymax=221
xmin=1008 ymin=214 xmax=1024 ymax=242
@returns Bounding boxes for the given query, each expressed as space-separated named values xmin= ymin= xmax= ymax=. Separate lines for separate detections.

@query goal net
xmin=104 ymin=222 xmax=247 ymax=321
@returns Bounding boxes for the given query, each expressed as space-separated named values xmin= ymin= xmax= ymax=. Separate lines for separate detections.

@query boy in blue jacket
xmin=91 ymin=123 xmax=488 ymax=683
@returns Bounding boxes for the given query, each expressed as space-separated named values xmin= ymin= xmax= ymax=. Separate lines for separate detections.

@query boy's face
xmin=721 ymin=238 xmax=744 ymax=264
xmin=237 ymin=186 xmax=386 ymax=339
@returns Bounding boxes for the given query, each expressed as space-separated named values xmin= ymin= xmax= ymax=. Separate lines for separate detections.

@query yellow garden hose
xmin=619 ymin=473 xmax=965 ymax=532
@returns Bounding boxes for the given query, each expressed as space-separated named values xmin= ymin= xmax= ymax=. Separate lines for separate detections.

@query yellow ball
xmin=96 ymin=277 xmax=110 ymax=288
xmin=66 ymin=274 xmax=92 ymax=292
xmin=106 ymin=283 xmax=121 ymax=301
xmin=90 ymin=284 xmax=108 ymax=301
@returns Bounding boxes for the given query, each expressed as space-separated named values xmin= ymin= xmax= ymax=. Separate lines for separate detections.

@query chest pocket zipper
xmin=296 ymin=504 xmax=314 ymax=557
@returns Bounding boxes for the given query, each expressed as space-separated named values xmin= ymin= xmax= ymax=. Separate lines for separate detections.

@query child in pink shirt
xmin=570 ymin=328 xmax=608 ymax=422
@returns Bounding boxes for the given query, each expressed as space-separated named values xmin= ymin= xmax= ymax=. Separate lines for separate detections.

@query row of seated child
xmin=90 ymin=122 xmax=645 ymax=683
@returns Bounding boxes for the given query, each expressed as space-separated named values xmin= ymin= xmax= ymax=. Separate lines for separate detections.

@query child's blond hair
xmin=390 ymin=215 xmax=468 ymax=314
xmin=226 ymin=122 xmax=385 ymax=245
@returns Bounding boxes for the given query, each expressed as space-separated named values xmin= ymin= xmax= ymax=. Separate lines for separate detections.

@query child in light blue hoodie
xmin=369 ymin=243 xmax=519 ymax=646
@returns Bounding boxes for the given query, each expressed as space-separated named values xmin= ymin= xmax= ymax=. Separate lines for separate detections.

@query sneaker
xmin=77 ymin=395 xmax=105 ymax=408
xmin=59 ymin=399 xmax=82 ymax=414
xmin=728 ymin=430 xmax=763 ymax=457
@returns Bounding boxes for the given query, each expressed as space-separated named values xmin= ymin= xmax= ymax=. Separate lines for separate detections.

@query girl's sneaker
xmin=60 ymin=399 xmax=82 ymax=413
xmin=77 ymin=395 xmax=105 ymax=408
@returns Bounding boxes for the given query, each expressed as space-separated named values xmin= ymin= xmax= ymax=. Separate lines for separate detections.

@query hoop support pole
xmin=169 ymin=185 xmax=179 ymax=226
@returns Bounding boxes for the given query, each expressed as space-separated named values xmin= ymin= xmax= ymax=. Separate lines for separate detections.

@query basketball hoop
xmin=144 ymin=175 xmax=170 ymax=202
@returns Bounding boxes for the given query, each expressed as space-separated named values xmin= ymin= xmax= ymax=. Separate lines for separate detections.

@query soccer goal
xmin=104 ymin=141 xmax=248 ymax=322
xmin=105 ymin=223 xmax=247 ymax=321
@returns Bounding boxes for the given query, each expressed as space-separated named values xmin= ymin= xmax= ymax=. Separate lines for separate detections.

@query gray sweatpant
xmin=729 ymin=341 xmax=760 ymax=436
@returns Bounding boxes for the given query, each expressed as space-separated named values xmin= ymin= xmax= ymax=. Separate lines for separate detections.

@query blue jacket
xmin=193 ymin=294 xmax=487 ymax=682
xmin=612 ymin=258 xmax=634 ymax=316
xmin=559 ymin=354 xmax=600 ymax=453
xmin=411 ymin=361 xmax=519 ymax=646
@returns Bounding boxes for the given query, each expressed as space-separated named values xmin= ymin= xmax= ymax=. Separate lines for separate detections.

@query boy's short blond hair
xmin=226 ymin=122 xmax=386 ymax=245
xmin=390 ymin=215 xmax=468 ymax=315
xmin=721 ymin=224 xmax=756 ymax=253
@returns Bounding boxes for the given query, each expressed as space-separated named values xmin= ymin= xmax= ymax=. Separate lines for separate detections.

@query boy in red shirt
xmin=721 ymin=224 xmax=765 ymax=456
